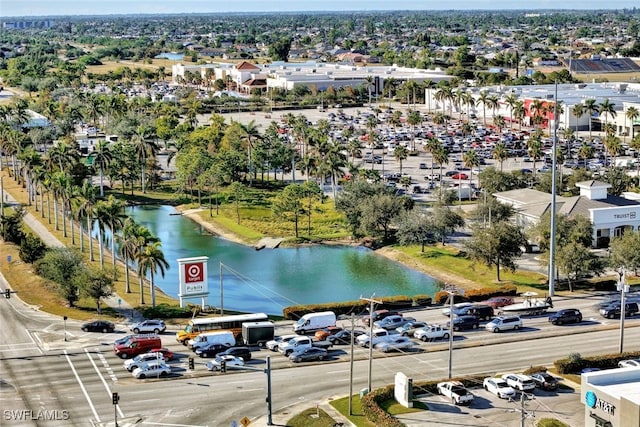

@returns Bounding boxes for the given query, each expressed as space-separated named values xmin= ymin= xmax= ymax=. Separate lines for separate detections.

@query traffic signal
xmin=220 ymin=359 xmax=226 ymax=373
xmin=5 ymin=289 xmax=10 ymax=299
xmin=112 ymin=392 xmax=119 ymax=405
xmin=188 ymin=357 xmax=194 ymax=370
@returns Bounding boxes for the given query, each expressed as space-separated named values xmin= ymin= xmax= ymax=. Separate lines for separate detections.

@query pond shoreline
xmin=177 ymin=205 xmax=479 ymax=294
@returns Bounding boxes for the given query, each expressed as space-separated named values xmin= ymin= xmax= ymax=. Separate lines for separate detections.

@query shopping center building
xmin=582 ymin=367 xmax=640 ymax=427
xmin=494 ymin=180 xmax=640 ymax=248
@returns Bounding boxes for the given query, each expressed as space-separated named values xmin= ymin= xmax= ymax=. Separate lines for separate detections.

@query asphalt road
xmin=2 ymin=286 xmax=638 ymax=427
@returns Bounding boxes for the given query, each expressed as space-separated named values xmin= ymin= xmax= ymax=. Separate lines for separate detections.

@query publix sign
xmin=585 ymin=390 xmax=615 ymax=415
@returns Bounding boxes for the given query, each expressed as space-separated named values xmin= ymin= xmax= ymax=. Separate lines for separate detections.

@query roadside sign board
xmin=240 ymin=416 xmax=251 ymax=426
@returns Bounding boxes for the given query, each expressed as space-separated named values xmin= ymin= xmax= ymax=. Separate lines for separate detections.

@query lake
xmin=126 ymin=205 xmax=441 ymax=315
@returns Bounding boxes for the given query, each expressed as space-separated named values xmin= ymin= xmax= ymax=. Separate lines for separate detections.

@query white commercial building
xmin=495 ymin=180 xmax=640 ymax=248
xmin=582 ymin=367 xmax=640 ymax=427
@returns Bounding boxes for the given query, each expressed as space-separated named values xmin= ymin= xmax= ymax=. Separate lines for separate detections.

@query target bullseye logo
xmin=185 ymin=262 xmax=204 ymax=283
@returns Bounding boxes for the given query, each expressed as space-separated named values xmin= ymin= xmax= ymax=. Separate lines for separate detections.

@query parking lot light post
xmin=618 ymin=270 xmax=629 ymax=353
xmin=361 ymin=294 xmax=382 ymax=393
xmin=445 ymin=284 xmax=463 ymax=379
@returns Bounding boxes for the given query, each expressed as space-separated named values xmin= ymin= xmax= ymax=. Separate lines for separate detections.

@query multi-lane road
xmin=1 ymin=285 xmax=639 ymax=426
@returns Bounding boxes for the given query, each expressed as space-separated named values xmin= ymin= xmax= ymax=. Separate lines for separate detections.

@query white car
xmin=442 ymin=302 xmax=473 ymax=317
xmin=206 ymin=355 xmax=245 ymax=371
xmin=483 ymin=377 xmax=516 ymax=399
xmin=502 ymin=374 xmax=536 ymax=392
xmin=265 ymin=335 xmax=297 ymax=352
xmin=123 ymin=352 xmax=166 ymax=371
xmin=131 ymin=361 xmax=171 ymax=379
xmin=374 ymin=336 xmax=417 ymax=353
xmin=618 ymin=359 xmax=640 ymax=368
xmin=129 ymin=319 xmax=166 ymax=334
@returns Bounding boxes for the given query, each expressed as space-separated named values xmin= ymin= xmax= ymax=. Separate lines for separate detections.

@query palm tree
xmin=406 ymin=110 xmax=421 ymax=152
xmin=118 ymin=218 xmax=139 ymax=294
xmin=95 ymin=195 xmax=126 ymax=272
xmin=393 ymin=145 xmax=408 ymax=175
xmin=527 ymin=135 xmax=544 ymax=177
xmin=625 ymin=106 xmax=639 ymax=143
xmin=572 ymin=104 xmax=585 ymax=132
xmin=131 ymin=125 xmax=159 ymax=193
xmin=477 ymin=90 xmax=491 ymax=126
xmin=137 ymin=241 xmax=169 ymax=308
xmin=92 ymin=140 xmax=112 ymax=197
xmin=513 ymin=100 xmax=525 ymax=131
xmin=77 ymin=181 xmax=98 ymax=260
xmin=578 ymin=141 xmax=595 ymax=167
xmin=492 ymin=142 xmax=509 ymax=172
xmin=584 ymin=99 xmax=598 ymax=140
xmin=463 ymin=150 xmax=480 ymax=185
xmin=239 ymin=120 xmax=261 ymax=186
xmin=604 ymin=133 xmax=622 ymax=166
xmin=504 ymin=93 xmax=519 ymax=130
xmin=433 ymin=145 xmax=449 ymax=197
xmin=598 ymin=99 xmax=617 ymax=137
xmin=530 ymin=99 xmax=547 ymax=130
xmin=365 ymin=75 xmax=375 ymax=106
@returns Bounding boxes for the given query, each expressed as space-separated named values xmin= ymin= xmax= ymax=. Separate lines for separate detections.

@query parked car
xmin=530 ymin=372 xmax=559 ymax=390
xmin=447 ymin=315 xmax=480 ymax=331
xmin=618 ymin=359 xmax=640 ymax=368
xmin=129 ymin=319 xmax=166 ymax=334
xmin=396 ymin=321 xmax=429 ymax=337
xmin=217 ymin=346 xmax=252 ymax=361
xmin=363 ymin=310 xmax=401 ymax=326
xmin=206 ymin=355 xmax=245 ymax=371
xmin=194 ymin=343 xmax=230 ymax=358
xmin=81 ymin=320 xmax=115 ymax=333
xmin=482 ymin=296 xmax=514 ymax=309
xmin=414 ymin=325 xmax=450 ymax=342
xmin=483 ymin=377 xmax=516 ymax=399
xmin=374 ymin=336 xmax=417 ymax=353
xmin=374 ymin=315 xmax=415 ymax=330
xmin=442 ymin=302 xmax=474 ymax=317
xmin=327 ymin=329 xmax=366 ymax=345
xmin=485 ymin=316 xmax=522 ymax=333
xmin=599 ymin=302 xmax=639 ymax=319
xmin=437 ymin=381 xmax=474 ymax=405
xmin=314 ymin=326 xmax=343 ymax=341
xmin=549 ymin=309 xmax=583 ymax=325
xmin=266 ymin=335 xmax=297 ymax=351
xmin=123 ymin=352 xmax=166 ymax=372
xmin=131 ymin=361 xmax=171 ymax=379
xmin=289 ymin=347 xmax=328 ymax=363
xmin=451 ymin=173 xmax=468 ymax=180
xmin=502 ymin=374 xmax=536 ymax=392
xmin=150 ymin=347 xmax=174 ymax=361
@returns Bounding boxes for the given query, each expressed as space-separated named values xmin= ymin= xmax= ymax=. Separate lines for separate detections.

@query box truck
xmin=293 ymin=311 xmax=337 ymax=334
xmin=242 ymin=321 xmax=275 ymax=347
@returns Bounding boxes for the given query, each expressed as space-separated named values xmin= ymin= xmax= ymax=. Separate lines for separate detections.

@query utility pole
xmin=360 ymin=294 xmax=382 ymax=393
xmin=511 ymin=392 xmax=534 ymax=427
xmin=548 ymin=81 xmax=559 ymax=297
xmin=444 ymin=284 xmax=462 ymax=379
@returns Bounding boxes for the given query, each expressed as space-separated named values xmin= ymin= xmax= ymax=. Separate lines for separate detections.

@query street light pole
xmin=360 ymin=294 xmax=382 ymax=393
xmin=444 ymin=284 xmax=462 ymax=379
xmin=618 ymin=270 xmax=629 ymax=353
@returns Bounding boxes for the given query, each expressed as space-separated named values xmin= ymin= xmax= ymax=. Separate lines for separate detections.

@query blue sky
xmin=3 ymin=1 xmax=638 ymax=17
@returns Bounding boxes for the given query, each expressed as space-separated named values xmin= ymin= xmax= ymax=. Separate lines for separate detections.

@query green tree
xmin=431 ymin=205 xmax=465 ymax=245
xmin=360 ymin=193 xmax=403 ymax=240
xmin=557 ymin=242 xmax=605 ymax=292
xmin=272 ymin=184 xmax=305 ymax=238
xmin=228 ymin=181 xmax=247 ymax=224
xmin=269 ymin=37 xmax=292 ymax=61
xmin=19 ymin=233 xmax=47 ymax=264
xmin=136 ymin=241 xmax=169 ymax=308
xmin=609 ymin=231 xmax=640 ymax=276
xmin=76 ymin=267 xmax=114 ymax=314
xmin=394 ymin=210 xmax=433 ymax=252
xmin=34 ymin=248 xmax=84 ymax=307
xmin=465 ymin=222 xmax=526 ymax=281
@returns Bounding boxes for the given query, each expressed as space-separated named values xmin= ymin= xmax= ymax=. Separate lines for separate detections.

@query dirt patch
xmin=179 ymin=208 xmax=248 ymax=245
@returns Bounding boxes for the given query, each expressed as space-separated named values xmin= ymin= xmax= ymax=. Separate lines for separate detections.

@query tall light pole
xmin=444 ymin=284 xmax=463 ymax=379
xmin=618 ymin=269 xmax=629 ymax=353
xmin=548 ymin=82 xmax=559 ymax=297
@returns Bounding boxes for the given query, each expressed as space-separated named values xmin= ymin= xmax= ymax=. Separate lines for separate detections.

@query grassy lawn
xmin=393 ymin=244 xmax=548 ymax=292
xmin=285 ymin=408 xmax=338 ymax=427
xmin=329 ymin=395 xmax=427 ymax=427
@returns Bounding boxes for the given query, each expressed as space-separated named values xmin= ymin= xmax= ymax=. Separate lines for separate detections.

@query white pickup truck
xmin=277 ymin=336 xmax=332 ymax=356
xmin=356 ymin=328 xmax=393 ymax=348
xmin=437 ymin=381 xmax=474 ymax=405
xmin=413 ymin=325 xmax=450 ymax=342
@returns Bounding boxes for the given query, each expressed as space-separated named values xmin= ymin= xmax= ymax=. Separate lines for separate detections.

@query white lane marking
xmin=64 ymin=350 xmax=100 ymax=422
xmin=84 ymin=349 xmax=124 ymax=419
xmin=26 ymin=331 xmax=43 ymax=354
xmin=327 ymin=369 xmax=349 ymax=374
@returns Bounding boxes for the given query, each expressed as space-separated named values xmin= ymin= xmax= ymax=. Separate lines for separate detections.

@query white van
xmin=188 ymin=330 xmax=235 ymax=350
xmin=293 ymin=311 xmax=336 ymax=334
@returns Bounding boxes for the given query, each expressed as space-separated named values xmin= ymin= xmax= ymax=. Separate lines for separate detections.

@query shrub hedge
xmin=135 ymin=303 xmax=198 ymax=319
xmin=282 ymin=295 xmax=423 ymax=320
xmin=433 ymin=284 xmax=517 ymax=305
xmin=554 ymin=350 xmax=640 ymax=374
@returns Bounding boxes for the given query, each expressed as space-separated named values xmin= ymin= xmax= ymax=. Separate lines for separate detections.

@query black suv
xmin=464 ymin=304 xmax=495 ymax=321
xmin=447 ymin=315 xmax=480 ymax=331
xmin=549 ymin=309 xmax=582 ymax=325
xmin=600 ymin=302 xmax=639 ymax=319
xmin=218 ymin=346 xmax=252 ymax=361
xmin=195 ymin=343 xmax=230 ymax=358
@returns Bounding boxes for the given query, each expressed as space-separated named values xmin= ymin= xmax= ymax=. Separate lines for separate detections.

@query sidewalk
xmin=1 ymin=188 xmax=142 ymax=323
